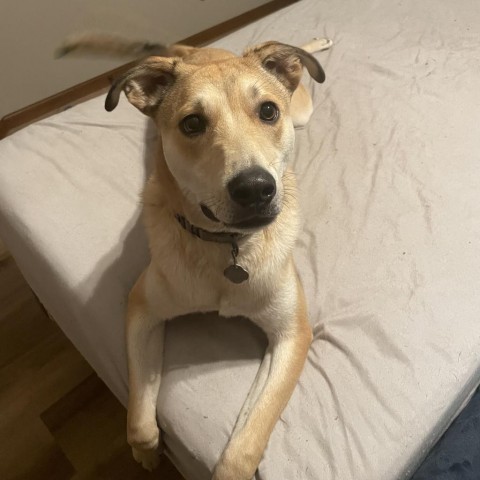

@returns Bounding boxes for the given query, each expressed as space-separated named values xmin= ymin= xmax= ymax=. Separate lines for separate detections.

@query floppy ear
xmin=244 ymin=41 xmax=325 ymax=92
xmin=105 ymin=57 xmax=178 ymax=116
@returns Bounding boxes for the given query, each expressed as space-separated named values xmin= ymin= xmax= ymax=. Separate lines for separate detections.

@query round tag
xmin=224 ymin=264 xmax=249 ymax=284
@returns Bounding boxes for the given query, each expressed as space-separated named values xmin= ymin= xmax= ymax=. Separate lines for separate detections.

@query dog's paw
xmin=128 ymin=420 xmax=164 ymax=471
xmin=312 ymin=37 xmax=333 ymax=50
xmin=127 ymin=419 xmax=161 ymax=451
xmin=132 ymin=446 xmax=161 ymax=471
xmin=301 ymin=37 xmax=333 ymax=53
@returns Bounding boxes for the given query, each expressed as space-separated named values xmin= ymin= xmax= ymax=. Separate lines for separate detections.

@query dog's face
xmin=106 ymin=42 xmax=324 ymax=231
xmin=158 ymin=61 xmax=295 ymax=230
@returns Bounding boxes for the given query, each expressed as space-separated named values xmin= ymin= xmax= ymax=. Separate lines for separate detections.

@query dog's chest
xmin=148 ymin=249 xmax=268 ymax=320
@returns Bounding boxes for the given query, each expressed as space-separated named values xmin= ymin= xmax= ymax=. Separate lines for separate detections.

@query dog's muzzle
xmin=226 ymin=166 xmax=278 ymax=229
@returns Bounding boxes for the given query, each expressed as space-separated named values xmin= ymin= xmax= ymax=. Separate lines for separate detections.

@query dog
xmin=60 ymin=33 xmax=332 ymax=479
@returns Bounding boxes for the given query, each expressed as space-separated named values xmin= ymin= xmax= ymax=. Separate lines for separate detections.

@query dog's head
xmin=106 ymin=42 xmax=324 ymax=231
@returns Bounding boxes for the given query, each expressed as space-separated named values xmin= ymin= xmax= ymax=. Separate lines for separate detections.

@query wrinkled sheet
xmin=1 ymin=0 xmax=480 ymax=479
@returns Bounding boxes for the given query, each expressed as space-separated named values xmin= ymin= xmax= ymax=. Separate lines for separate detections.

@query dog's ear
xmin=105 ymin=57 xmax=178 ymax=116
xmin=244 ymin=41 xmax=325 ymax=92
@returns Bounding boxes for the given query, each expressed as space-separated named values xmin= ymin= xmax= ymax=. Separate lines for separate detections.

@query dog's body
xmin=62 ymin=34 xmax=331 ymax=479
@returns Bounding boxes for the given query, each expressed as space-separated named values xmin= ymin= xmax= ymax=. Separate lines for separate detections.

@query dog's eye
xmin=259 ymin=102 xmax=279 ymax=123
xmin=180 ymin=115 xmax=207 ymax=136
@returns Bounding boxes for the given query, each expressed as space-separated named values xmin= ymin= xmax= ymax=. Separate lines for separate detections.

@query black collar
xmin=174 ymin=214 xmax=247 ymax=245
xmin=174 ymin=213 xmax=251 ymax=284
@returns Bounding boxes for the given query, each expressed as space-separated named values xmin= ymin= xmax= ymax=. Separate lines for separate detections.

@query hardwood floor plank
xmin=0 ymin=417 xmax=75 ymax=480
xmin=0 ymin=257 xmax=59 ymax=368
xmin=40 ymin=373 xmax=126 ymax=472
xmin=42 ymin=373 xmax=184 ymax=479
xmin=0 ymin=238 xmax=9 ymax=262
xmin=0 ymin=248 xmax=184 ymax=479
xmin=0 ymin=332 xmax=93 ymax=420
xmin=41 ymin=374 xmax=106 ymax=433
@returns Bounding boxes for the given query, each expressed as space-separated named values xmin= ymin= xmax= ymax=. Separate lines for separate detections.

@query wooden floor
xmin=0 ymin=253 xmax=185 ymax=480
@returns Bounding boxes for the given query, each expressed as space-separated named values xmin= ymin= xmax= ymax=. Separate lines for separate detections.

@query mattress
xmin=1 ymin=0 xmax=480 ymax=479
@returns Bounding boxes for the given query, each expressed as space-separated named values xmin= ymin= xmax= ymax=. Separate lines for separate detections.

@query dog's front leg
xmin=213 ymin=277 xmax=312 ymax=480
xmin=126 ymin=270 xmax=167 ymax=471
xmin=232 ymin=349 xmax=272 ymax=433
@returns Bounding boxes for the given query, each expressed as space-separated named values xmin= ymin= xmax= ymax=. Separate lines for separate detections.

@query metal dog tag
xmin=224 ymin=241 xmax=249 ymax=284
xmin=224 ymin=264 xmax=249 ymax=284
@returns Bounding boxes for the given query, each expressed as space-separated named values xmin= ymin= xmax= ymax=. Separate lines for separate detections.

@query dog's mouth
xmin=226 ymin=215 xmax=277 ymax=229
xmin=200 ymin=204 xmax=278 ymax=230
xmin=200 ymin=204 xmax=221 ymax=222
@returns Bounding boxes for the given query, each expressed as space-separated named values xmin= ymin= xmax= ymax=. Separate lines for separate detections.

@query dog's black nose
xmin=228 ymin=167 xmax=276 ymax=208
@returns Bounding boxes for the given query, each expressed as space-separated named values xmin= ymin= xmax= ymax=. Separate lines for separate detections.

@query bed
xmin=1 ymin=0 xmax=480 ymax=478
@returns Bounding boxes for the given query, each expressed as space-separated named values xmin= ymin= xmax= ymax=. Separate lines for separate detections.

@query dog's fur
xmin=61 ymin=34 xmax=331 ymax=479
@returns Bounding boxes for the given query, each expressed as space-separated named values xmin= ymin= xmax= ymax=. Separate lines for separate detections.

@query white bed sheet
xmin=1 ymin=0 xmax=480 ymax=479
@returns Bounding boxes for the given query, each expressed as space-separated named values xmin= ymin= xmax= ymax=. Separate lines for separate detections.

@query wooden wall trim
xmin=0 ymin=0 xmax=298 ymax=139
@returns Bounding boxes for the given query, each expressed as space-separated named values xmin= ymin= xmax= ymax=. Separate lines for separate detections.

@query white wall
xmin=0 ymin=0 xmax=270 ymax=118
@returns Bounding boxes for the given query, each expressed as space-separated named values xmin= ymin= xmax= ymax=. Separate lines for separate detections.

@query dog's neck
xmin=173 ymin=209 xmax=251 ymax=283
xmin=174 ymin=214 xmax=247 ymax=245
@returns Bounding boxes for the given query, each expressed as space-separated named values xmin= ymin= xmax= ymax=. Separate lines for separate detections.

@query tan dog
xmin=62 ymin=34 xmax=331 ymax=479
